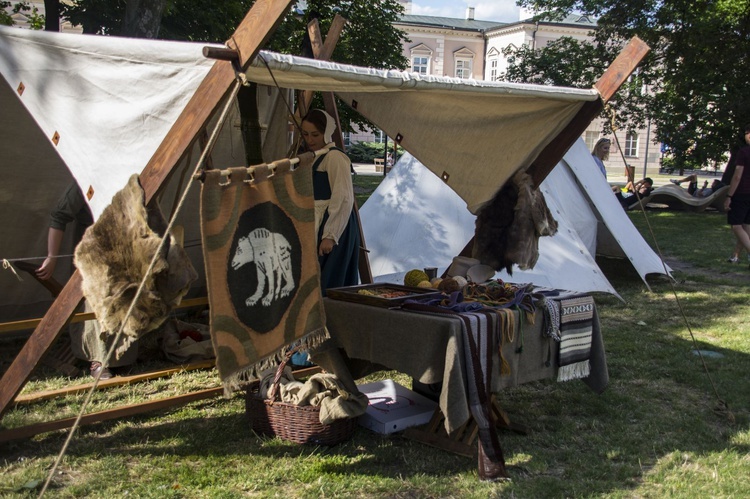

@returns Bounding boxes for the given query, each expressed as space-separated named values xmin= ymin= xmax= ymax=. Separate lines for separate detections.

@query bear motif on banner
xmin=231 ymin=228 xmax=295 ymax=307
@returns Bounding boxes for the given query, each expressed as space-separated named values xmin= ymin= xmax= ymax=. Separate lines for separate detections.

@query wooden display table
xmin=311 ymin=293 xmax=608 ymax=476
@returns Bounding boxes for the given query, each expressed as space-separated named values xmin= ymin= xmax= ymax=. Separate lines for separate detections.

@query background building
xmin=5 ymin=1 xmax=662 ymax=179
xmin=391 ymin=5 xmax=662 ymax=180
xmin=5 ymin=1 xmax=80 ymax=33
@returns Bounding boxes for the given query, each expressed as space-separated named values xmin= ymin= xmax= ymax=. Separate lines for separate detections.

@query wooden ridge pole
xmin=0 ymin=0 xmax=295 ymax=419
xmin=3 ymin=365 xmax=320 ymax=442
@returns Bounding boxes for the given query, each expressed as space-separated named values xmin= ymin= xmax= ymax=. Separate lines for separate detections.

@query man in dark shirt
xmin=723 ymin=123 xmax=750 ymax=268
xmin=35 ymin=182 xmax=93 ymax=280
xmin=36 ymin=182 xmax=136 ymax=379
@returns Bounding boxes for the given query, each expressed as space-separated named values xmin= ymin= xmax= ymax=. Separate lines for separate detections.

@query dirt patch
xmin=664 ymin=257 xmax=750 ymax=284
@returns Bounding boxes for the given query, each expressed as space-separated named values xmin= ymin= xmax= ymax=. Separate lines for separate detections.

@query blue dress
xmin=312 ymin=148 xmax=360 ymax=294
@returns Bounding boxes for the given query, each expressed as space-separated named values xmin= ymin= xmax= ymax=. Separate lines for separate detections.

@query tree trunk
xmin=121 ymin=0 xmax=166 ymax=39
xmin=237 ymin=83 xmax=264 ymax=165
xmin=44 ymin=0 xmax=60 ymax=31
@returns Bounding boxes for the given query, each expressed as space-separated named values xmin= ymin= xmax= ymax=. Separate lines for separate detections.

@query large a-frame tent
xmin=360 ymin=140 xmax=671 ymax=296
xmin=0 ymin=0 xmax=650 ymax=417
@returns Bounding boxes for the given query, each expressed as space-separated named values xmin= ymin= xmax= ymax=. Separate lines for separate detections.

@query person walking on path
xmin=723 ymin=123 xmax=750 ymax=268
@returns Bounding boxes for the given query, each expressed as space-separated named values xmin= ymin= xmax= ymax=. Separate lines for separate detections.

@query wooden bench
xmin=374 ymin=157 xmax=385 ymax=172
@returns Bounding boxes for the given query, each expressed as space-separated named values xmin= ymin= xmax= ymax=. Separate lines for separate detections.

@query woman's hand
xmin=318 ymin=238 xmax=335 ymax=257
xmin=724 ymin=197 xmax=732 ymax=211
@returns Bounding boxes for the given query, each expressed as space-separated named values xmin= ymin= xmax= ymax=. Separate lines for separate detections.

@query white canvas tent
xmin=1 ymin=26 xmax=641 ymax=325
xmin=0 ymin=27 xmax=290 ymax=323
xmin=361 ymin=141 xmax=672 ymax=297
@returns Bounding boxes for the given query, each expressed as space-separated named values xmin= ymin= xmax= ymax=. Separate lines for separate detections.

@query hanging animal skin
xmin=472 ymin=170 xmax=557 ymax=274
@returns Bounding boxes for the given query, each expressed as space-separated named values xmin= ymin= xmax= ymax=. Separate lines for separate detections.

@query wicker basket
xmin=245 ymin=354 xmax=357 ymax=445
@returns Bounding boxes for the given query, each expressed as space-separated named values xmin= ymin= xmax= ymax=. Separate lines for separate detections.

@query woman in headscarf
xmin=301 ymin=109 xmax=360 ymax=294
xmin=591 ymin=137 xmax=611 ymax=178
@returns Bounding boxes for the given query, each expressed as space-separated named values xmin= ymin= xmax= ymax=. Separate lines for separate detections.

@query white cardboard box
xmin=356 ymin=379 xmax=438 ymax=434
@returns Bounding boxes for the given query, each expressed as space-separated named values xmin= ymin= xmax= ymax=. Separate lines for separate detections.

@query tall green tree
xmin=508 ymin=0 xmax=750 ymax=168
xmin=1 ymin=1 xmax=45 ymax=28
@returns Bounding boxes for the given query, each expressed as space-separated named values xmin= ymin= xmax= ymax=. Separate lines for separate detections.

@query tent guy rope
xmin=609 ymin=128 xmax=734 ymax=423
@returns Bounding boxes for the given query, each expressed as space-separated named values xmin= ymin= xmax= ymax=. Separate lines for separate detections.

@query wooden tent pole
xmin=454 ymin=36 xmax=650 ymax=260
xmin=0 ymin=0 xmax=295 ymax=419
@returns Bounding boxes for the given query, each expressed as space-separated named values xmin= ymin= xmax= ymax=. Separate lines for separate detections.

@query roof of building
xmin=396 ymin=14 xmax=505 ymax=32
xmin=515 ymin=13 xmax=597 ymax=29
xmin=396 ymin=13 xmax=597 ymax=34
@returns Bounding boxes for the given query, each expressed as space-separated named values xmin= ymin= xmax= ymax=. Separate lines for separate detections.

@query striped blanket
xmin=455 ymin=309 xmax=506 ymax=469
xmin=556 ymin=296 xmax=594 ymax=382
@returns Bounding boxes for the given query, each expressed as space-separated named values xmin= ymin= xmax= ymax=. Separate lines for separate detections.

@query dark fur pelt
xmin=74 ymin=175 xmax=197 ymax=358
xmin=472 ymin=181 xmax=518 ymax=274
xmin=472 ymin=171 xmax=558 ymax=274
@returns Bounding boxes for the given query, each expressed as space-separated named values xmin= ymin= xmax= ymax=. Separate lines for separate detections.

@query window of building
xmin=624 ymin=132 xmax=639 ymax=157
xmin=412 ymin=56 xmax=429 ymax=75
xmin=486 ymin=47 xmax=500 ymax=81
xmin=455 ymin=58 xmax=472 ymax=79
xmin=584 ymin=131 xmax=600 ymax=151
xmin=343 ymin=131 xmax=351 ymax=147
xmin=454 ymin=47 xmax=475 ymax=79
xmin=409 ymin=43 xmax=433 ymax=76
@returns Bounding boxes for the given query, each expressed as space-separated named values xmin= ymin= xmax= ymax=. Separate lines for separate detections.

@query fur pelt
xmin=74 ymin=175 xmax=197 ymax=358
xmin=472 ymin=170 xmax=558 ymax=274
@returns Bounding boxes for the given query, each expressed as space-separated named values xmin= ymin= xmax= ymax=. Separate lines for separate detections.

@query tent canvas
xmin=0 ymin=27 xmax=291 ymax=323
xmin=1 ymin=26 xmax=637 ymax=325
xmin=361 ymin=140 xmax=671 ymax=296
xmin=0 ymin=9 xmax=651 ymax=422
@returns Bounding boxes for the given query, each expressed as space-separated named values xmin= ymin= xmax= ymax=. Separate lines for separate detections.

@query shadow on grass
xmin=3 ymin=252 xmax=749 ymax=496
xmin=7 ymin=312 xmax=749 ymax=497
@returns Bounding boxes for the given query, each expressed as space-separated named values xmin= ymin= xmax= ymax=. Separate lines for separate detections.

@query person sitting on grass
xmin=612 ymin=177 xmax=654 ymax=209
xmin=669 ymin=174 xmax=725 ymax=197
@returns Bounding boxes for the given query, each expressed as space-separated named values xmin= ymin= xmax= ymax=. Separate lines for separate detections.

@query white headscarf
xmin=320 ymin=109 xmax=336 ymax=144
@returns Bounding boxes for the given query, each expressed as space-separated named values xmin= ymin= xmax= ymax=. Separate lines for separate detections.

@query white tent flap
xmin=362 ymin=141 xmax=671 ymax=296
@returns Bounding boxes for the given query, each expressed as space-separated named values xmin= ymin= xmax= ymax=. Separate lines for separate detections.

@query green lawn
xmin=1 ymin=185 xmax=749 ymax=498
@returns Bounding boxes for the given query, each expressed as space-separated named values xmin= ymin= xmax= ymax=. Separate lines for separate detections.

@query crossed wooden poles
xmin=0 ymin=0 xmax=650 ymax=435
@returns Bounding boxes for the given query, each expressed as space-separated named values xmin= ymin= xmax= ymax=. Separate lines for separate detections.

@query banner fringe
xmin=221 ymin=326 xmax=330 ymax=396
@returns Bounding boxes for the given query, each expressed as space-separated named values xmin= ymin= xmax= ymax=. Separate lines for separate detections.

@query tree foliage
xmin=1 ymin=1 xmax=45 ymax=28
xmin=509 ymin=0 xmax=750 ymax=168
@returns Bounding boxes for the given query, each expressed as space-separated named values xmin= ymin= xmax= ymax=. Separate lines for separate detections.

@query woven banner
xmin=200 ymin=160 xmax=327 ymax=392
xmin=557 ymin=295 xmax=594 ymax=382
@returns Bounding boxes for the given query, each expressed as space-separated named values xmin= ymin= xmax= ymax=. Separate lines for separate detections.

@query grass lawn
xmin=1 ymin=177 xmax=749 ymax=498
